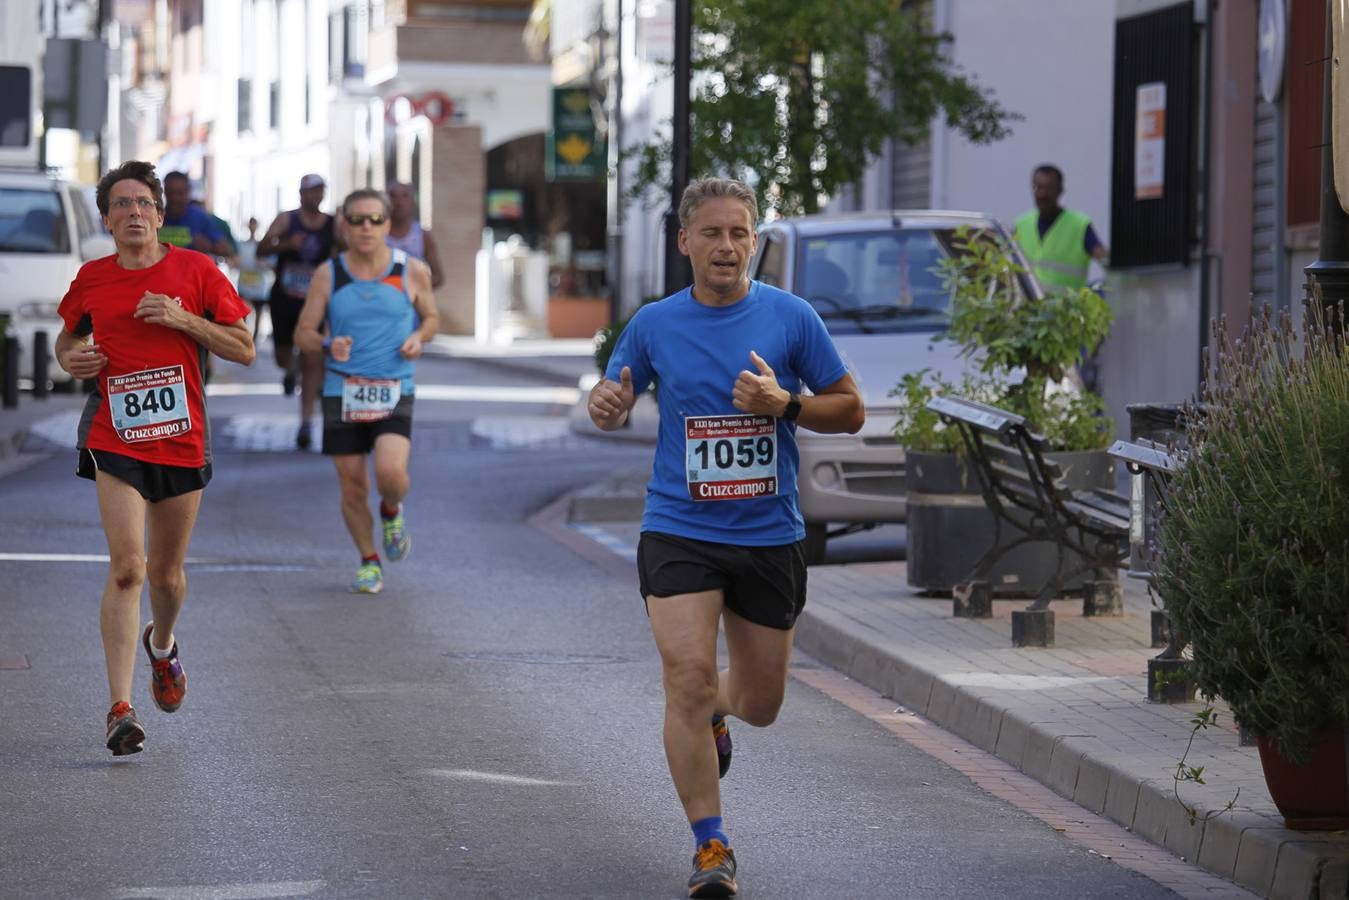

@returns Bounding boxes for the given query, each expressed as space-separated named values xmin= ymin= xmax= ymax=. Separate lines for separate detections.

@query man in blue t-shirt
xmin=157 ymin=171 xmax=231 ymax=257
xmin=589 ymin=177 xmax=864 ymax=899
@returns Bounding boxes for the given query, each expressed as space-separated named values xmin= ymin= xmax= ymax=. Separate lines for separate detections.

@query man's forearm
xmin=795 ymin=391 xmax=865 ymax=435
xmin=179 ymin=318 xmax=255 ymax=365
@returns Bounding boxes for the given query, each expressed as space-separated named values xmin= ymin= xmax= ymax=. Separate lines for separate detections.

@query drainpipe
xmin=662 ymin=0 xmax=692 ymax=297
xmin=1196 ymin=0 xmax=1215 ymax=386
xmin=1304 ymin=0 xmax=1349 ymax=314
xmin=606 ymin=0 xmax=624 ymax=323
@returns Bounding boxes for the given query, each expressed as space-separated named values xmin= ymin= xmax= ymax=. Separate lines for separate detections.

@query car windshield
xmin=795 ymin=228 xmax=957 ymax=336
xmin=0 ymin=187 xmax=69 ymax=254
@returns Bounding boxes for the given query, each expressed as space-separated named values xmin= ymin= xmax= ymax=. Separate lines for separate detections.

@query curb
xmin=792 ymin=609 xmax=1349 ymax=900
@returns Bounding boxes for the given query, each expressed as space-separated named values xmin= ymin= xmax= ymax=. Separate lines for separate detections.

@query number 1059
xmin=693 ymin=437 xmax=773 ymax=469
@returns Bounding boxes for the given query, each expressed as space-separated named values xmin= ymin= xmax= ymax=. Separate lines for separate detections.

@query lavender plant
xmin=1155 ymin=302 xmax=1349 ymax=764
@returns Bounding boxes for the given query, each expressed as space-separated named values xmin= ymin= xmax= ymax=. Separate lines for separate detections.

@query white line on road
xmin=205 ymin=382 xmax=580 ymax=404
xmin=112 ymin=880 xmax=325 ymax=900
xmin=0 ymin=553 xmax=307 ymax=572
xmin=423 ymin=768 xmax=579 ymax=787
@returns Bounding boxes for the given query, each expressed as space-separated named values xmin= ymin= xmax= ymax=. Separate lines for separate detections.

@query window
xmin=269 ymin=81 xmax=280 ymax=130
xmin=0 ymin=66 xmax=32 ymax=148
xmin=795 ymin=229 xmax=953 ymax=336
xmin=237 ymin=78 xmax=252 ymax=134
xmin=0 ymin=189 xmax=71 ymax=254
xmin=753 ymin=234 xmax=786 ymax=287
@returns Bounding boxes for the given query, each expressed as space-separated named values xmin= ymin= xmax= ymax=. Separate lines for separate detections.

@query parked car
xmin=749 ymin=210 xmax=1041 ymax=563
xmin=0 ymin=168 xmax=114 ymax=386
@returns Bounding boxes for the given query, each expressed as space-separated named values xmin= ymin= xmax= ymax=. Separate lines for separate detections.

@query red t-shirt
xmin=58 ymin=244 xmax=251 ymax=468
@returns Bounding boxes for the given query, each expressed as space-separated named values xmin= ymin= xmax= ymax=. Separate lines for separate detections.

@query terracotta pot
xmin=1256 ymin=729 xmax=1349 ymax=829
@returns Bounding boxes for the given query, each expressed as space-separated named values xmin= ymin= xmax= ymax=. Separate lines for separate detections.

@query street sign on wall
xmin=547 ymin=87 xmax=605 ymax=182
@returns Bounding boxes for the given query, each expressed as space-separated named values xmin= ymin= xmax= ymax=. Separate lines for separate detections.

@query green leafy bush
xmin=1156 ymin=304 xmax=1349 ymax=764
xmin=892 ymin=227 xmax=1113 ymax=452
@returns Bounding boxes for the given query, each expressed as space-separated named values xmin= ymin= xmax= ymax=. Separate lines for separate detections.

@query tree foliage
xmin=628 ymin=0 xmax=1019 ymax=215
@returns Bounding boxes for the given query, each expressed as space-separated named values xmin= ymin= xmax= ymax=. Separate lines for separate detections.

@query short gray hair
xmin=678 ymin=177 xmax=758 ymax=229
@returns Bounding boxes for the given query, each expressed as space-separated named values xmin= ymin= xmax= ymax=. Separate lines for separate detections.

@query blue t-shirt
xmin=158 ymin=206 xmax=221 ymax=252
xmin=322 ymin=250 xmax=419 ymax=397
xmin=606 ymin=281 xmax=849 ymax=546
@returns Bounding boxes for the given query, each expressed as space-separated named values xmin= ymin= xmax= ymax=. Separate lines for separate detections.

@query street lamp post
xmin=1304 ymin=1 xmax=1349 ymax=314
xmin=662 ymin=0 xmax=692 ymax=297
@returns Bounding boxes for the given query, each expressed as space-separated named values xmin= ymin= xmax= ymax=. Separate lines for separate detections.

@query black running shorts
xmin=268 ymin=297 xmax=302 ymax=349
xmin=77 ymin=448 xmax=211 ymax=502
xmin=637 ymin=531 xmax=808 ymax=630
xmin=321 ymin=395 xmax=415 ymax=455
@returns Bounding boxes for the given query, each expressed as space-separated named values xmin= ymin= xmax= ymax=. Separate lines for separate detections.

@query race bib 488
xmin=685 ymin=415 xmax=778 ymax=502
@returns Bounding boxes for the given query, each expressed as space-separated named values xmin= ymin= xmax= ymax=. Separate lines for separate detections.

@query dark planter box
xmin=905 ymin=449 xmax=1116 ymax=597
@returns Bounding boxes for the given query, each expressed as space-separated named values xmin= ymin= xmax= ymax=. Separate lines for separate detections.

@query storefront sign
xmin=1134 ymin=82 xmax=1166 ymax=201
xmin=548 ymin=87 xmax=606 ymax=182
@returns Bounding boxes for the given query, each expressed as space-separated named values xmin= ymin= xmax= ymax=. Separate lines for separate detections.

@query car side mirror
xmin=80 ymin=235 xmax=115 ymax=260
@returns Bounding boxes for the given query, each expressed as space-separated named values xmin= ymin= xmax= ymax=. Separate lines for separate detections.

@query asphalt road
xmin=0 ymin=352 xmax=1181 ymax=899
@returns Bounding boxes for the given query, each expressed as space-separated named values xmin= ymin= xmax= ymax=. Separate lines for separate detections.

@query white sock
xmin=150 ymin=631 xmax=175 ymax=658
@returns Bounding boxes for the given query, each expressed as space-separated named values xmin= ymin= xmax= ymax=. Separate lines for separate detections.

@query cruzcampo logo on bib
xmin=685 ymin=414 xmax=777 ymax=502
xmin=108 ymin=365 xmax=192 ymax=443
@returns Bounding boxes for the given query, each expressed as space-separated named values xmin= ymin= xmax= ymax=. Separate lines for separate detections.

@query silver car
xmin=749 ymin=210 xmax=1040 ymax=562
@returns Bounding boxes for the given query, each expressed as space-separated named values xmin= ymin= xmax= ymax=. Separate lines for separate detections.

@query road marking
xmin=0 ymin=553 xmax=309 ymax=572
xmin=112 ymin=881 xmax=325 ymax=899
xmin=205 ymin=382 xmax=580 ymax=404
xmin=423 ymin=768 xmax=578 ymax=787
xmin=569 ymin=523 xmax=638 ymax=561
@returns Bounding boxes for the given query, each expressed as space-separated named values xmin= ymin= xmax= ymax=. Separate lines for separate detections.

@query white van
xmin=0 ymin=168 xmax=114 ymax=385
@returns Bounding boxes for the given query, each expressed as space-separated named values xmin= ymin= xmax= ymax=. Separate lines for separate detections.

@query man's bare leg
xmin=144 ymin=489 xmax=203 ymax=652
xmin=95 ymin=474 xmax=148 ymax=705
xmin=648 ymin=590 xmax=725 ymax=824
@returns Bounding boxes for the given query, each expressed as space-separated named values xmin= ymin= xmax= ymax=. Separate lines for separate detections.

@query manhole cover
xmin=446 ymin=651 xmax=630 ymax=665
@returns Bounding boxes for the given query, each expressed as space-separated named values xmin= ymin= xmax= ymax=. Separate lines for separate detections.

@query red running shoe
xmin=105 ymin=701 xmax=145 ymax=756
xmin=142 ymin=623 xmax=186 ymax=713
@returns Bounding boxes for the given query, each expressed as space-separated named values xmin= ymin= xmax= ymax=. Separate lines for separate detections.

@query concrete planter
xmin=905 ymin=449 xmax=1115 ymax=596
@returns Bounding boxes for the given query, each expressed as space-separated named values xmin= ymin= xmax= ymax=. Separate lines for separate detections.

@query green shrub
xmin=1156 ymin=303 xmax=1349 ymax=764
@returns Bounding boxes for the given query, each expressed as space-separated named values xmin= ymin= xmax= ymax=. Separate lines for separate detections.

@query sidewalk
xmin=561 ymin=470 xmax=1349 ymax=900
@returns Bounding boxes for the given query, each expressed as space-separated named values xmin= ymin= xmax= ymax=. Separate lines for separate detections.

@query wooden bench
xmin=927 ymin=395 xmax=1131 ymax=647
xmin=1108 ymin=437 xmax=1193 ymax=702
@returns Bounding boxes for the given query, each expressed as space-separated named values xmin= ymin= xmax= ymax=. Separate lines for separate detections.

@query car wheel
xmin=802 ymin=523 xmax=828 ymax=565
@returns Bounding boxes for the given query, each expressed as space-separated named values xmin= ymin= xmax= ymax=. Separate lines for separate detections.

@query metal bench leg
xmin=1011 ymin=607 xmax=1055 ymax=647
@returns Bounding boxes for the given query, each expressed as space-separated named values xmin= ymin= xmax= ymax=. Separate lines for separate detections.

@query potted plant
xmin=894 ymin=227 xmax=1115 ymax=595
xmin=1155 ymin=303 xmax=1349 ymax=829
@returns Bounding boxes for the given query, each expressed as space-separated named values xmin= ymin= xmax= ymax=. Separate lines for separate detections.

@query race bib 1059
xmin=685 ymin=415 xmax=777 ymax=502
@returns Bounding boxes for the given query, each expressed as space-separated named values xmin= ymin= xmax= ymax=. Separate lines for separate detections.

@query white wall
xmin=934 ymin=0 xmax=1115 ymax=241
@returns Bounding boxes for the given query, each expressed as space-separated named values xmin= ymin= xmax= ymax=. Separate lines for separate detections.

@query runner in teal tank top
xmin=294 ymin=188 xmax=440 ymax=595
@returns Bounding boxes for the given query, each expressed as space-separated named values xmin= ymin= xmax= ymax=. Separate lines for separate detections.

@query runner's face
xmin=105 ymin=179 xmax=164 ymax=250
xmin=388 ymin=185 xmax=414 ymax=222
xmin=300 ymin=185 xmax=325 ymax=212
xmin=344 ymin=199 xmax=389 ymax=255
xmin=163 ymin=178 xmax=189 ymax=217
xmin=679 ymin=196 xmax=757 ymax=301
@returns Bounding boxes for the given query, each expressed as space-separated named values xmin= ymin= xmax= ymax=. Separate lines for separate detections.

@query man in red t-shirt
xmin=55 ymin=160 xmax=255 ymax=756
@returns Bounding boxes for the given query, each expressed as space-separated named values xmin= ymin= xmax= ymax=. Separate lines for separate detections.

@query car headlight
xmin=17 ymin=301 xmax=61 ymax=318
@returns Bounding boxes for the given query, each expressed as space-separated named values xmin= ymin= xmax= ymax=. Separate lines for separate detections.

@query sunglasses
xmin=345 ymin=213 xmax=387 ymax=227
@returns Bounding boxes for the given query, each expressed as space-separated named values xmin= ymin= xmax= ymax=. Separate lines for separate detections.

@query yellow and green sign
xmin=548 ymin=87 xmax=606 ymax=182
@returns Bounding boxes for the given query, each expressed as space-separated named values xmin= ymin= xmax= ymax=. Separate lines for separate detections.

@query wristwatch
xmin=783 ymin=393 xmax=802 ymax=421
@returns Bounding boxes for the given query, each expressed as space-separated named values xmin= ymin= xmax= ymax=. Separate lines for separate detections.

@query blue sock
xmin=692 ymin=816 xmax=728 ymax=849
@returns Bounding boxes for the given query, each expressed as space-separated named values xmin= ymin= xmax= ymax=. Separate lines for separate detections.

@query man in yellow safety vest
xmin=1013 ymin=164 xmax=1108 ymax=293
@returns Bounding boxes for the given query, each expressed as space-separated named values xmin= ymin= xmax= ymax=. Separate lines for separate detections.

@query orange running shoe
xmin=142 ymin=623 xmax=186 ymax=713
xmin=687 ymin=839 xmax=738 ymax=898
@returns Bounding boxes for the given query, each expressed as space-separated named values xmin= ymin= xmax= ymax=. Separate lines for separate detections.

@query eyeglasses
xmin=345 ymin=214 xmax=387 ymax=227
xmin=109 ymin=197 xmax=160 ymax=212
